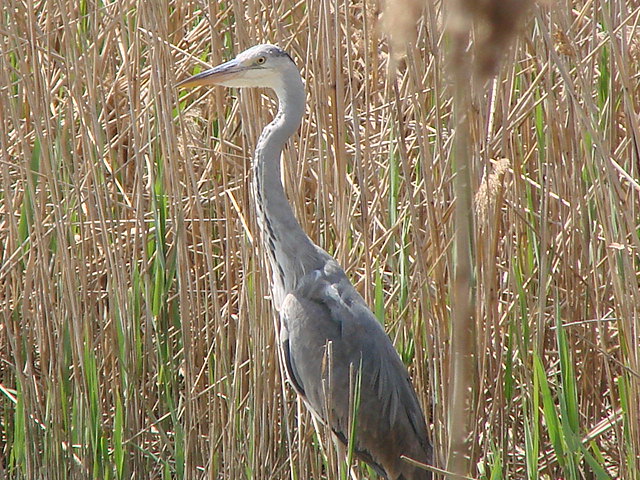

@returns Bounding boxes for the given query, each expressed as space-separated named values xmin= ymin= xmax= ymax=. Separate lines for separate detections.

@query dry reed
xmin=1 ymin=1 xmax=639 ymax=479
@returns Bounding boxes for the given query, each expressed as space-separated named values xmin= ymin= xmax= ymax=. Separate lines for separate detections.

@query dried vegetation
xmin=0 ymin=0 xmax=639 ymax=479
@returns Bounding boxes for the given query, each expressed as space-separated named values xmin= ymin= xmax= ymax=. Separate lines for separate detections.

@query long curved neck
xmin=252 ymin=76 xmax=323 ymax=308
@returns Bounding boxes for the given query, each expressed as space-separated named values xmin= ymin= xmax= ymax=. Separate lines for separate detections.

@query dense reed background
xmin=1 ymin=0 xmax=639 ymax=478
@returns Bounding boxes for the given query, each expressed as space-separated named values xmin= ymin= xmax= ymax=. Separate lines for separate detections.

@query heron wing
xmin=280 ymin=259 xmax=432 ymax=474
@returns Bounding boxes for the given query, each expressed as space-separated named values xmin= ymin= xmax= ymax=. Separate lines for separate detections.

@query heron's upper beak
xmin=176 ymin=58 xmax=242 ymax=88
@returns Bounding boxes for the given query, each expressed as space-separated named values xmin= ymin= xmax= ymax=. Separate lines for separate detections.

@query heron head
xmin=177 ymin=44 xmax=298 ymax=92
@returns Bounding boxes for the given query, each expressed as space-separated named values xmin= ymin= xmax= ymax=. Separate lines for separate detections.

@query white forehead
xmin=236 ymin=44 xmax=293 ymax=63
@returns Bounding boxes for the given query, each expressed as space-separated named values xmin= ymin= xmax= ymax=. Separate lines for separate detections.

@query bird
xmin=178 ymin=44 xmax=433 ymax=479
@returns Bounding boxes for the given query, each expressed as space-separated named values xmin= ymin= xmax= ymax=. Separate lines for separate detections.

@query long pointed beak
xmin=176 ymin=58 xmax=241 ymax=88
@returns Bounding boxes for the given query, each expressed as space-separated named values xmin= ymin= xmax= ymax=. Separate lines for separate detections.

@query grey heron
xmin=178 ymin=44 xmax=433 ymax=479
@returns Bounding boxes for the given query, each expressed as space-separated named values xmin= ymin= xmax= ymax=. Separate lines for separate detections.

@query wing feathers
xmin=279 ymin=260 xmax=432 ymax=477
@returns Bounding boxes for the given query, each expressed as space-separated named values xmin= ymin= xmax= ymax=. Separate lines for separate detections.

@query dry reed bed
xmin=0 ymin=0 xmax=639 ymax=478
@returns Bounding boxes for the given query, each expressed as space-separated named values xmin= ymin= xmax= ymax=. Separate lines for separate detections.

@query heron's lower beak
xmin=177 ymin=59 xmax=241 ymax=88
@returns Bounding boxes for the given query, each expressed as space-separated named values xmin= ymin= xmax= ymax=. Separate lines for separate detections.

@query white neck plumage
xmin=251 ymin=73 xmax=322 ymax=309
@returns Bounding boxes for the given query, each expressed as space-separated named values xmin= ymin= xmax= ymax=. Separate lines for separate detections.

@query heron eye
xmin=256 ymin=56 xmax=266 ymax=65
